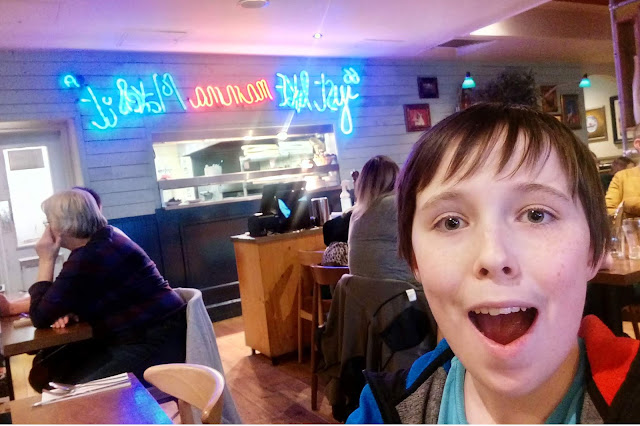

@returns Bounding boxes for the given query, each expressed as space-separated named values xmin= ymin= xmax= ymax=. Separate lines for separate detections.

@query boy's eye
xmin=435 ymin=216 xmax=467 ymax=231
xmin=521 ymin=208 xmax=554 ymax=224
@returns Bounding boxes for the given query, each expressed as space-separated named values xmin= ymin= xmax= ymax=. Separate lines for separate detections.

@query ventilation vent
xmin=362 ymin=38 xmax=405 ymax=43
xmin=438 ymin=39 xmax=491 ymax=48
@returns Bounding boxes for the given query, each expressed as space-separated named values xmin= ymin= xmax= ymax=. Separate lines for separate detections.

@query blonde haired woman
xmin=348 ymin=155 xmax=416 ymax=283
xmin=28 ymin=189 xmax=186 ymax=392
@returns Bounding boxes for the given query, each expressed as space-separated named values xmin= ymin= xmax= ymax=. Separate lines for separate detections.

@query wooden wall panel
xmin=0 ymin=49 xmax=587 ymax=220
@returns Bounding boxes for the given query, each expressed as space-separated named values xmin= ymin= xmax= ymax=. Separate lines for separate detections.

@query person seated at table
xmin=600 ymin=156 xmax=636 ymax=192
xmin=27 ymin=189 xmax=187 ymax=393
xmin=606 ymin=125 xmax=640 ymax=215
xmin=347 ymin=103 xmax=640 ymax=424
xmin=348 ymin=155 xmax=416 ymax=284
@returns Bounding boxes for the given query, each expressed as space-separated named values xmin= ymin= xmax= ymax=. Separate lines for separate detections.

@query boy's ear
xmin=634 ymin=137 xmax=640 ymax=153
xmin=411 ymin=253 xmax=422 ymax=283
xmin=587 ymin=251 xmax=609 ymax=281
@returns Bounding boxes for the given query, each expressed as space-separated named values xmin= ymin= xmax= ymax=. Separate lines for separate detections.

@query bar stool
xmin=297 ymin=250 xmax=325 ymax=363
xmin=309 ymin=264 xmax=349 ymax=411
xmin=622 ymin=304 xmax=640 ymax=339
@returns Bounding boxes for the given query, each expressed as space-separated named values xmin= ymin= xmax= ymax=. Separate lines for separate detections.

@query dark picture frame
xmin=586 ymin=106 xmax=607 ymax=142
xmin=417 ymin=77 xmax=439 ymax=99
xmin=561 ymin=94 xmax=581 ymax=130
xmin=610 ymin=95 xmax=621 ymax=142
xmin=540 ymin=85 xmax=558 ymax=113
xmin=403 ymin=104 xmax=431 ymax=132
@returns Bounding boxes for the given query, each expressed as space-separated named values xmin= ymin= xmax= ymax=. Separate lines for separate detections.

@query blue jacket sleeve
xmin=346 ymin=383 xmax=384 ymax=424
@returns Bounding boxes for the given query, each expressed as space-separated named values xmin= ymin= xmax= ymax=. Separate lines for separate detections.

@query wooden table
xmin=0 ymin=316 xmax=93 ymax=400
xmin=231 ymin=228 xmax=325 ymax=361
xmin=4 ymin=373 xmax=171 ymax=424
xmin=587 ymin=257 xmax=640 ymax=336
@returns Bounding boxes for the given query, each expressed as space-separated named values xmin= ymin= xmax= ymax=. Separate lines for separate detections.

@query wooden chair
xmin=309 ymin=264 xmax=349 ymax=411
xmin=297 ymin=250 xmax=325 ymax=364
xmin=622 ymin=304 xmax=640 ymax=339
xmin=144 ymin=363 xmax=225 ymax=424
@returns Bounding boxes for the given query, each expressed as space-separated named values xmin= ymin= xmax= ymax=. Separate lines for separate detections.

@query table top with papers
xmin=3 ymin=373 xmax=171 ymax=424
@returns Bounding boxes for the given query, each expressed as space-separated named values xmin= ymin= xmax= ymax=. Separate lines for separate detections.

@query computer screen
xmin=259 ymin=181 xmax=310 ymax=232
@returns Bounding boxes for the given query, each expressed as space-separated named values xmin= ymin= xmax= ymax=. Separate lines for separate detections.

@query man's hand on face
xmin=35 ymin=226 xmax=62 ymax=263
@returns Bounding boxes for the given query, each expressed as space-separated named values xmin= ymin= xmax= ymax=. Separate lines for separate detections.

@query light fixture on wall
xmin=579 ymin=74 xmax=591 ymax=88
xmin=461 ymin=72 xmax=476 ymax=89
xmin=238 ymin=0 xmax=269 ymax=8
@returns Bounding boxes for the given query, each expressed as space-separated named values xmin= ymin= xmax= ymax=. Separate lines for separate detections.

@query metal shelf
xmin=157 ymin=163 xmax=340 ymax=190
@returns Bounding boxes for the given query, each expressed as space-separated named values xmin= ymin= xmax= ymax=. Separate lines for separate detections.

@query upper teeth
xmin=473 ymin=307 xmax=529 ymax=316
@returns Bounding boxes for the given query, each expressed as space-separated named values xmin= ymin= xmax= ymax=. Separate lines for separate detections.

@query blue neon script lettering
xmin=275 ymin=67 xmax=360 ymax=135
xmin=61 ymin=73 xmax=186 ymax=130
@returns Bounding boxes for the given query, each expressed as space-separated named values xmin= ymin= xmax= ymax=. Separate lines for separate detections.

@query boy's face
xmin=411 ymin=136 xmax=600 ymax=396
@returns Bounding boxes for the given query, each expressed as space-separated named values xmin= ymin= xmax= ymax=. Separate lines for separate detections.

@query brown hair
xmin=611 ymin=156 xmax=636 ymax=175
xmin=353 ymin=155 xmax=399 ymax=219
xmin=397 ymin=103 xmax=609 ymax=268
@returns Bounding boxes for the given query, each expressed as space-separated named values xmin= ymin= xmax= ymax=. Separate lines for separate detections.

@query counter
xmin=231 ymin=228 xmax=325 ymax=360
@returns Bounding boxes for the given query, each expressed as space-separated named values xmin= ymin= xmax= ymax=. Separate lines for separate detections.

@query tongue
xmin=470 ymin=310 xmax=537 ymax=345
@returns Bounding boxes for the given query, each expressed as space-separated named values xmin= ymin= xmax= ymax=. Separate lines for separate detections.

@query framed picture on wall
xmin=417 ymin=77 xmax=439 ymax=99
xmin=586 ymin=106 xmax=607 ymax=142
xmin=403 ymin=104 xmax=431 ymax=132
xmin=561 ymin=94 xmax=582 ymax=130
xmin=610 ymin=96 xmax=622 ymax=142
xmin=540 ymin=85 xmax=558 ymax=113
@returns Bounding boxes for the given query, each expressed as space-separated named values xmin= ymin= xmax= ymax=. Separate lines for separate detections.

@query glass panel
xmin=3 ymin=147 xmax=53 ymax=246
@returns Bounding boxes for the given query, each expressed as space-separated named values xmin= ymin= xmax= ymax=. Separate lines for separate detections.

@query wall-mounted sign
xmin=61 ymin=67 xmax=360 ymax=135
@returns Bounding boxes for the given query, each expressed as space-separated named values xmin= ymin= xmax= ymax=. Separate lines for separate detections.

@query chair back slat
xmin=299 ymin=250 xmax=325 ymax=266
xmin=310 ymin=264 xmax=349 ymax=286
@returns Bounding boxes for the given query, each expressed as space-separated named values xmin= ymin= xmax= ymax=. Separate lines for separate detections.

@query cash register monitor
xmin=259 ymin=181 xmax=310 ymax=232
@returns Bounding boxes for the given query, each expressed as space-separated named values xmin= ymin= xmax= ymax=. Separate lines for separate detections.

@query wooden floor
xmin=10 ymin=317 xmax=637 ymax=424
xmin=9 ymin=316 xmax=337 ymax=424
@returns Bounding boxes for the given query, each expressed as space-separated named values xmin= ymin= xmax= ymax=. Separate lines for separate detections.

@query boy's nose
xmin=473 ymin=227 xmax=519 ymax=282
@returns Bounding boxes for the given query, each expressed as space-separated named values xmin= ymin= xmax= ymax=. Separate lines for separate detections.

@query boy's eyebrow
xmin=515 ymin=183 xmax=572 ymax=202
xmin=417 ymin=191 xmax=463 ymax=211
xmin=417 ymin=183 xmax=571 ymax=212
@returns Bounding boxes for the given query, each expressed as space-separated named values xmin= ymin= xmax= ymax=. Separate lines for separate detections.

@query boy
xmin=347 ymin=103 xmax=640 ymax=423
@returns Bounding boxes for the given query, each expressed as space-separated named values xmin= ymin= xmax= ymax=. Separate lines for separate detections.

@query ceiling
xmin=0 ymin=0 xmax=614 ymax=65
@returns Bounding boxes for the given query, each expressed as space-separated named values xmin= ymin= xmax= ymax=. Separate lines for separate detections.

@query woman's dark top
xmin=323 ymin=211 xmax=352 ymax=246
xmin=29 ymin=225 xmax=185 ymax=339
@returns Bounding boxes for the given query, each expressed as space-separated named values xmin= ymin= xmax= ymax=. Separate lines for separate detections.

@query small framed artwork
xmin=561 ymin=94 xmax=582 ymax=130
xmin=418 ymin=77 xmax=439 ymax=99
xmin=403 ymin=104 xmax=431 ymax=132
xmin=610 ymin=96 xmax=622 ymax=142
xmin=586 ymin=107 xmax=608 ymax=141
xmin=540 ymin=85 xmax=558 ymax=113
xmin=552 ymin=114 xmax=562 ymax=122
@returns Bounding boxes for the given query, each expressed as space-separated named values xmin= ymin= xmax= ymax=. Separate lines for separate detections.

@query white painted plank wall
xmin=0 ymin=50 xmax=586 ymax=219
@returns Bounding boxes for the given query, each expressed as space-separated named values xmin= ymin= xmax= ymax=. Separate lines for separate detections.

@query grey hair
xmin=42 ymin=189 xmax=107 ymax=238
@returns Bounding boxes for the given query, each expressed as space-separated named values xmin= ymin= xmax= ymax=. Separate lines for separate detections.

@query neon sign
xmin=61 ymin=67 xmax=361 ymax=135
xmin=189 ymin=79 xmax=273 ymax=109
xmin=62 ymin=73 xmax=186 ymax=130
xmin=275 ymin=67 xmax=360 ymax=135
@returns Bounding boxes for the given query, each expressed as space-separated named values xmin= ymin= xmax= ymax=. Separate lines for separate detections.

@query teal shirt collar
xmin=438 ymin=339 xmax=587 ymax=424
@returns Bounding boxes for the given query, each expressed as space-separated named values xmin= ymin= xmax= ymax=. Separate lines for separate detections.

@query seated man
xmin=348 ymin=104 xmax=639 ymax=423
xmin=28 ymin=189 xmax=186 ymax=392
xmin=606 ymin=125 xmax=640 ymax=215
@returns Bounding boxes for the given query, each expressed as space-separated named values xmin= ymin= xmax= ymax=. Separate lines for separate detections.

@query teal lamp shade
xmin=462 ymin=72 xmax=476 ymax=89
xmin=579 ymin=74 xmax=591 ymax=88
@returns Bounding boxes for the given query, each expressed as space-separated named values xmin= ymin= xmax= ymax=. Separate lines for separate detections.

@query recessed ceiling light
xmin=313 ymin=33 xmax=323 ymax=39
xmin=238 ymin=0 xmax=269 ymax=9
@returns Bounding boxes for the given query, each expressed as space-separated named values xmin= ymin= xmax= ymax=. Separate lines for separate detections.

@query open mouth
xmin=469 ymin=307 xmax=538 ymax=346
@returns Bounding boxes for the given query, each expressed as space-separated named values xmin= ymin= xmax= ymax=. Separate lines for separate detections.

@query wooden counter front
xmin=231 ymin=228 xmax=325 ymax=359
